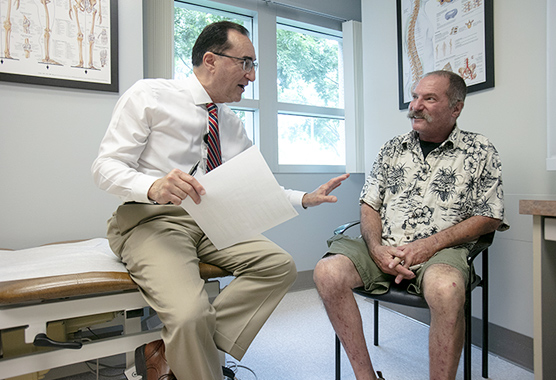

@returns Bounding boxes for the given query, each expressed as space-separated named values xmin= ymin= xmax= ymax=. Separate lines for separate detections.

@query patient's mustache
xmin=408 ymin=110 xmax=433 ymax=122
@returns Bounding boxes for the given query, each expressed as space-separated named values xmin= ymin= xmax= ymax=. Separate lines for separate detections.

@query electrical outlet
xmin=125 ymin=365 xmax=142 ymax=380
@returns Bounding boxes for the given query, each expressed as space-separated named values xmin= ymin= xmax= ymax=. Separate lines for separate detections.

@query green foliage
xmin=276 ymin=28 xmax=342 ymax=151
xmin=277 ymin=28 xmax=341 ymax=107
xmin=174 ymin=8 xmax=242 ymax=77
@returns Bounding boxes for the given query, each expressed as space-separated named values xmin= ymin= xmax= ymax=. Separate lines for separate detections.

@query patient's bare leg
xmin=314 ymin=255 xmax=379 ymax=380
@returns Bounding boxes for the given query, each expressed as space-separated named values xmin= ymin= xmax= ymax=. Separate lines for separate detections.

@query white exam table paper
xmin=181 ymin=146 xmax=298 ymax=249
xmin=0 ymin=239 xmax=127 ymax=282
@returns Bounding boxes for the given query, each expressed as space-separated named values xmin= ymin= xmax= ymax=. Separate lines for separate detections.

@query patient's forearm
xmin=422 ymin=215 xmax=501 ymax=253
xmin=360 ymin=202 xmax=383 ymax=253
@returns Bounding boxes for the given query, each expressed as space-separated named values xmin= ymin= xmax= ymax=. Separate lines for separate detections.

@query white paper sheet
xmin=181 ymin=146 xmax=298 ymax=249
xmin=0 ymin=239 xmax=127 ymax=282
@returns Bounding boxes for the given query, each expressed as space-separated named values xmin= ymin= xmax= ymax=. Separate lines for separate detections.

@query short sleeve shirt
xmin=360 ymin=126 xmax=507 ymax=248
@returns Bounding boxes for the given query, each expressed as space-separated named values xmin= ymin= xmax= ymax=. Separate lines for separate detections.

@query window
xmin=234 ymin=109 xmax=256 ymax=142
xmin=276 ymin=23 xmax=345 ymax=168
xmin=171 ymin=1 xmax=347 ymax=173
xmin=278 ymin=114 xmax=345 ymax=165
xmin=277 ymin=25 xmax=343 ymax=108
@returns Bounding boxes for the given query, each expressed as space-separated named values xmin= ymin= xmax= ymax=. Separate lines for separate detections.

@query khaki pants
xmin=107 ymin=203 xmax=297 ymax=380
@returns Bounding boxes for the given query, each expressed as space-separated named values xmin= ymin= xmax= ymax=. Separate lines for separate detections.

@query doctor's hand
xmin=148 ymin=168 xmax=206 ymax=205
xmin=301 ymin=173 xmax=350 ymax=208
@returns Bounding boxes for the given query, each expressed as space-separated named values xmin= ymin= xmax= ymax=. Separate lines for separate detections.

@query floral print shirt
xmin=360 ymin=126 xmax=507 ymax=248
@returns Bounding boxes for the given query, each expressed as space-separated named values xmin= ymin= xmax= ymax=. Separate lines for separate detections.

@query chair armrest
xmin=334 ymin=221 xmax=361 ymax=235
xmin=468 ymin=231 xmax=495 ymax=263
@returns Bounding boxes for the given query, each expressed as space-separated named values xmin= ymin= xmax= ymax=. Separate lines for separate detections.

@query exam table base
xmin=0 ymin=282 xmax=221 ymax=379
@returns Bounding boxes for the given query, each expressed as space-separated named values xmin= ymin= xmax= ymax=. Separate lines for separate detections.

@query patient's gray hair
xmin=423 ymin=70 xmax=467 ymax=108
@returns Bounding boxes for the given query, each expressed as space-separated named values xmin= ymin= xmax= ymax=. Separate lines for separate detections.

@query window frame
xmin=274 ymin=20 xmax=346 ymax=172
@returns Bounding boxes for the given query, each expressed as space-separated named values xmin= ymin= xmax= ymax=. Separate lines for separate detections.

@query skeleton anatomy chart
xmin=398 ymin=0 xmax=488 ymax=106
xmin=0 ymin=0 xmax=115 ymax=90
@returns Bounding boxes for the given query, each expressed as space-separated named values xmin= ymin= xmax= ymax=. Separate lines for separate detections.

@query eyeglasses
xmin=211 ymin=52 xmax=258 ymax=73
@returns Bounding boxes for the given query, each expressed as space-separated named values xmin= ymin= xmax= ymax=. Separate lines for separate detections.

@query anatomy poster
xmin=397 ymin=0 xmax=493 ymax=109
xmin=0 ymin=0 xmax=117 ymax=92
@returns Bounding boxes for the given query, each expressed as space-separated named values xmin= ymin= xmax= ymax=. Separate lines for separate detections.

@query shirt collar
xmin=186 ymin=74 xmax=218 ymax=107
xmin=443 ymin=125 xmax=460 ymax=149
xmin=401 ymin=125 xmax=460 ymax=151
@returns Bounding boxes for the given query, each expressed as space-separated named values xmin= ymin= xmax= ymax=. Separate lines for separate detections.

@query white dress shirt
xmin=92 ymin=75 xmax=305 ymax=206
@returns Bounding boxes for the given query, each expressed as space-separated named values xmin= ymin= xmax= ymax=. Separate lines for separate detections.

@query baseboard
xmin=472 ymin=317 xmax=533 ymax=371
xmin=376 ymin=301 xmax=534 ymax=372
xmin=290 ymin=269 xmax=316 ymax=292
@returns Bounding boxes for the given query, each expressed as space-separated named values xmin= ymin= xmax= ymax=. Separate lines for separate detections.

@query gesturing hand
xmin=301 ymin=173 xmax=350 ymax=208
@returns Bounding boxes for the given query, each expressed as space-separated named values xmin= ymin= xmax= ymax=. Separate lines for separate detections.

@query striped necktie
xmin=206 ymin=103 xmax=222 ymax=172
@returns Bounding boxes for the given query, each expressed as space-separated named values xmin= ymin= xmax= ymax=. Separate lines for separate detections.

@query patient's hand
xmin=148 ymin=169 xmax=206 ymax=205
xmin=371 ymin=245 xmax=416 ymax=283
xmin=388 ymin=255 xmax=417 ymax=284
xmin=388 ymin=239 xmax=436 ymax=284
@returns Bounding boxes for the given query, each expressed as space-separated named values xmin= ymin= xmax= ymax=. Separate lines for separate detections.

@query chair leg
xmin=464 ymin=278 xmax=472 ymax=380
xmin=482 ymin=248 xmax=489 ymax=378
xmin=374 ymin=300 xmax=379 ymax=346
xmin=336 ymin=334 xmax=341 ymax=380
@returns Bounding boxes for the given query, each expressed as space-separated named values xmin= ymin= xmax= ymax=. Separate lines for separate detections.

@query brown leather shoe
xmin=135 ymin=339 xmax=176 ymax=380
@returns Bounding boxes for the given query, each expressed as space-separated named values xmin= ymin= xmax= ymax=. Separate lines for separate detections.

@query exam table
xmin=0 ymin=239 xmax=230 ymax=379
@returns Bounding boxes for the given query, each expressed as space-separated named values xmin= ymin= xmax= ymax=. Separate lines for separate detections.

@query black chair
xmin=333 ymin=221 xmax=494 ymax=380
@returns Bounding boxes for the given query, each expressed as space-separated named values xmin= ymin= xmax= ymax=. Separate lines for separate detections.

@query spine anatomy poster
xmin=0 ymin=0 xmax=115 ymax=89
xmin=398 ymin=0 xmax=488 ymax=105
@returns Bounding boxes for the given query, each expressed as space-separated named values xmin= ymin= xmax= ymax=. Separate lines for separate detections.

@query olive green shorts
xmin=326 ymin=234 xmax=472 ymax=295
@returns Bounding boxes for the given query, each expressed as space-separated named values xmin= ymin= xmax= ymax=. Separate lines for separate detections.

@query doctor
xmin=92 ymin=21 xmax=348 ymax=380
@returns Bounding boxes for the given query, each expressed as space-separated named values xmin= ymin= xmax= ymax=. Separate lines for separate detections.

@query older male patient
xmin=313 ymin=70 xmax=507 ymax=380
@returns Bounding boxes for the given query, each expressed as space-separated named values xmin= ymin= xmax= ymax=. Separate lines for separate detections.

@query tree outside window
xmin=277 ymin=25 xmax=345 ymax=166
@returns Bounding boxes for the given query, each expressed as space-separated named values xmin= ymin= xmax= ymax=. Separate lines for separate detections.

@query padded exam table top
xmin=0 ymin=239 xmax=230 ymax=305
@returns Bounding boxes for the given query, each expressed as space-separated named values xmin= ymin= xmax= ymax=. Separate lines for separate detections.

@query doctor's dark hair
xmin=192 ymin=21 xmax=250 ymax=67
xmin=423 ymin=70 xmax=467 ymax=108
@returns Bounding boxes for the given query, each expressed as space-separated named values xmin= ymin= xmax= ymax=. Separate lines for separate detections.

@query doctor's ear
xmin=202 ymin=52 xmax=218 ymax=73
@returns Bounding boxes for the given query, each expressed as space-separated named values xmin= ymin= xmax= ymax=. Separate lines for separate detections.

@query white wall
xmin=362 ymin=0 xmax=553 ymax=338
xmin=0 ymin=0 xmax=363 ymax=273
xmin=0 ymin=0 xmax=142 ymax=249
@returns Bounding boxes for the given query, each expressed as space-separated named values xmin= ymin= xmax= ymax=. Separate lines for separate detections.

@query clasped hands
xmin=373 ymin=239 xmax=434 ymax=284
xmin=148 ymin=168 xmax=350 ymax=207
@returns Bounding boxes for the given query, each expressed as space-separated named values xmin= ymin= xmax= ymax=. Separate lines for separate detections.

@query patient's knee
xmin=423 ymin=266 xmax=465 ymax=310
xmin=314 ymin=255 xmax=354 ymax=294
